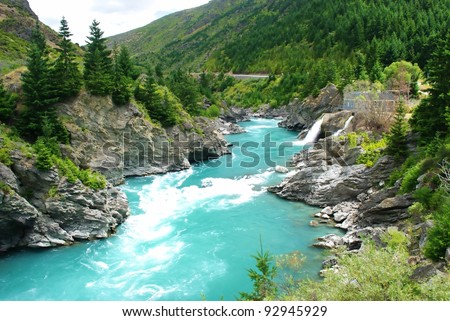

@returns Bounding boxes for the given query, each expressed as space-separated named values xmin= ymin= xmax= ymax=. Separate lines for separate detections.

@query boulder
xmin=358 ymin=188 xmax=414 ymax=226
xmin=221 ymin=106 xmax=251 ymax=123
xmin=255 ymin=104 xmax=289 ymax=119
xmin=410 ymin=264 xmax=446 ymax=282
xmin=322 ymin=256 xmax=338 ymax=269
xmin=313 ymin=234 xmax=344 ymax=249
xmin=275 ymin=165 xmax=289 ymax=173
xmin=333 ymin=211 xmax=350 ymax=223
xmin=321 ymin=206 xmax=333 ymax=216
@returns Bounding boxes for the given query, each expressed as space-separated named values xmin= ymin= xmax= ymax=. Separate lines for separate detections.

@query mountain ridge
xmin=109 ymin=0 xmax=450 ymax=77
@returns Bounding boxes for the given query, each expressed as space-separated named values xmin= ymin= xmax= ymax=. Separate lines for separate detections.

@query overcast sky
xmin=27 ymin=0 xmax=210 ymax=44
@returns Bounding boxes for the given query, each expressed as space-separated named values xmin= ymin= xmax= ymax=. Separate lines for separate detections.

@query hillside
xmin=0 ymin=0 xmax=58 ymax=74
xmin=109 ymin=0 xmax=450 ymax=76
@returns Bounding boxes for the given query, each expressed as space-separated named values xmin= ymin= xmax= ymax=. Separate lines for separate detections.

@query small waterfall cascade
xmin=333 ymin=115 xmax=354 ymax=137
xmin=294 ymin=116 xmax=324 ymax=146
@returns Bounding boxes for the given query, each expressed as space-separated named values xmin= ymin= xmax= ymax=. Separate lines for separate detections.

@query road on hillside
xmin=192 ymin=73 xmax=269 ymax=80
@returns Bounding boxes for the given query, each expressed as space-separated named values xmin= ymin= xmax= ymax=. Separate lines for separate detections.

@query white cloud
xmin=27 ymin=0 xmax=210 ymax=44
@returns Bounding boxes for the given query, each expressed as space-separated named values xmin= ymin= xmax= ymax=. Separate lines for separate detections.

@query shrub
xmin=413 ymin=187 xmax=434 ymax=209
xmin=55 ymin=158 xmax=79 ymax=183
xmin=356 ymin=136 xmax=387 ymax=167
xmin=204 ymin=104 xmax=221 ymax=118
xmin=0 ymin=148 xmax=13 ymax=166
xmin=0 ymin=180 xmax=13 ymax=194
xmin=408 ymin=202 xmax=427 ymax=216
xmin=280 ymin=235 xmax=450 ymax=301
xmin=239 ymin=247 xmax=278 ymax=301
xmin=78 ymin=168 xmax=107 ymax=190
xmin=424 ymin=199 xmax=450 ymax=261
xmin=399 ymin=161 xmax=427 ymax=194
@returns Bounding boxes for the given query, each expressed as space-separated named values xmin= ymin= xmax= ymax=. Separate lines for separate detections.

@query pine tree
xmin=411 ymin=32 xmax=450 ymax=142
xmin=21 ymin=22 xmax=58 ymax=111
xmin=112 ymin=45 xmax=132 ymax=105
xmin=21 ymin=23 xmax=58 ymax=139
xmin=115 ymin=45 xmax=133 ymax=78
xmin=52 ymin=17 xmax=82 ymax=100
xmin=386 ymin=101 xmax=408 ymax=159
xmin=84 ymin=20 xmax=113 ymax=96
xmin=239 ymin=243 xmax=277 ymax=301
xmin=0 ymin=81 xmax=16 ymax=123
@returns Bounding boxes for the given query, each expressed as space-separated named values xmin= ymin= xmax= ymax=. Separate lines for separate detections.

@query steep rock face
xmin=1 ymin=0 xmax=36 ymax=18
xmin=0 ymin=154 xmax=129 ymax=252
xmin=279 ymin=84 xmax=343 ymax=131
xmin=59 ymin=93 xmax=229 ymax=184
xmin=167 ymin=116 xmax=231 ymax=163
xmin=221 ymin=106 xmax=251 ymax=123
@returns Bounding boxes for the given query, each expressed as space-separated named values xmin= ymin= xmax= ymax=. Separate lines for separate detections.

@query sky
xmin=27 ymin=0 xmax=210 ymax=44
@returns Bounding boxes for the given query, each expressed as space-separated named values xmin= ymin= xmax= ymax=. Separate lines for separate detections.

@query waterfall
xmin=293 ymin=116 xmax=324 ymax=146
xmin=333 ymin=115 xmax=354 ymax=137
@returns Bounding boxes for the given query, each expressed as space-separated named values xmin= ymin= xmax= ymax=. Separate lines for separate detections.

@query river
xmin=0 ymin=118 xmax=339 ymax=301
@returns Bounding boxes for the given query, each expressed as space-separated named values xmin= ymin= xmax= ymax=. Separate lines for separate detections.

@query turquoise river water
xmin=0 ymin=119 xmax=339 ymax=301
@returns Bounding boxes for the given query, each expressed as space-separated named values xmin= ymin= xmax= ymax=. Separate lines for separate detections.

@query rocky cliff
xmin=59 ymin=92 xmax=229 ymax=185
xmin=0 ymin=150 xmax=129 ymax=252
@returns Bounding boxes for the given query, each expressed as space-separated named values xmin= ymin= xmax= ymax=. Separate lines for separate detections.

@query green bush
xmin=55 ymin=158 xmax=79 ymax=183
xmin=345 ymin=132 xmax=359 ymax=148
xmin=239 ymin=247 xmax=278 ymax=301
xmin=399 ymin=162 xmax=423 ymax=194
xmin=413 ymin=187 xmax=434 ymax=209
xmin=280 ymin=236 xmax=450 ymax=301
xmin=0 ymin=180 xmax=13 ymax=194
xmin=407 ymin=202 xmax=427 ymax=216
xmin=356 ymin=136 xmax=387 ymax=167
xmin=424 ymin=199 xmax=450 ymax=261
xmin=0 ymin=148 xmax=13 ymax=166
xmin=55 ymin=158 xmax=106 ymax=190
xmin=204 ymin=105 xmax=221 ymax=118
xmin=78 ymin=168 xmax=107 ymax=190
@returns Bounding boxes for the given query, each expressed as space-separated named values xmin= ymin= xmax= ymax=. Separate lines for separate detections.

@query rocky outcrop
xmin=221 ymin=106 xmax=251 ymax=123
xmin=59 ymin=93 xmax=229 ymax=184
xmin=279 ymin=84 xmax=343 ymax=131
xmin=0 ymin=153 xmax=129 ymax=252
xmin=254 ymin=104 xmax=289 ymax=119
xmin=321 ymin=111 xmax=355 ymax=136
xmin=270 ymin=154 xmax=396 ymax=207
xmin=1 ymin=0 xmax=37 ymax=19
xmin=167 ymin=116 xmax=231 ymax=163
xmin=357 ymin=188 xmax=414 ymax=226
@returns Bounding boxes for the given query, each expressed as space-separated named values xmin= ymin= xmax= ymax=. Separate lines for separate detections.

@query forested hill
xmin=109 ymin=0 xmax=450 ymax=76
xmin=0 ymin=0 xmax=59 ymax=73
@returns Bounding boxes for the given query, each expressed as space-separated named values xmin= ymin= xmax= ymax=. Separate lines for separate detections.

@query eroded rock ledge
xmin=0 ymin=156 xmax=129 ymax=252
xmin=60 ymin=93 xmax=230 ymax=185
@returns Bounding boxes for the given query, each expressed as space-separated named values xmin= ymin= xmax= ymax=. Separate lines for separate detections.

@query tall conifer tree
xmin=84 ymin=20 xmax=113 ymax=96
xmin=53 ymin=17 xmax=81 ymax=100
xmin=22 ymin=22 xmax=57 ymax=110
xmin=411 ymin=32 xmax=450 ymax=142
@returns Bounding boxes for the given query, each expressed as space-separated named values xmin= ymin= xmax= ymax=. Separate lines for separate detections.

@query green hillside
xmin=0 ymin=0 xmax=59 ymax=74
xmin=109 ymin=0 xmax=450 ymax=76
